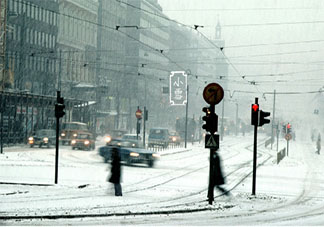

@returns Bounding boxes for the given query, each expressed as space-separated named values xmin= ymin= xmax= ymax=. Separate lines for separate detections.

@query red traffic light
xmin=252 ymin=104 xmax=259 ymax=112
xmin=287 ymin=123 xmax=291 ymax=129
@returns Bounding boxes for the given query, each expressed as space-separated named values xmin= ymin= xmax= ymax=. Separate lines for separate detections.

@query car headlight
xmin=73 ymin=133 xmax=77 ymax=137
xmin=132 ymin=143 xmax=136 ymax=147
xmin=61 ymin=133 xmax=65 ymax=137
xmin=130 ymin=152 xmax=139 ymax=157
xmin=84 ymin=140 xmax=90 ymax=145
xmin=43 ymin=137 xmax=49 ymax=143
xmin=105 ymin=136 xmax=112 ymax=143
xmin=172 ymin=137 xmax=176 ymax=142
xmin=28 ymin=137 xmax=34 ymax=144
xmin=71 ymin=140 xmax=76 ymax=145
xmin=152 ymin=153 xmax=160 ymax=158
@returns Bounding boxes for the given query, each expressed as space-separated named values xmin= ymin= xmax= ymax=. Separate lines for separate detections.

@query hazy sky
xmin=158 ymin=0 xmax=324 ymax=121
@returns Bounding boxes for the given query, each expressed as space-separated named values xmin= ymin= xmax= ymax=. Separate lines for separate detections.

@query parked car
xmin=99 ymin=138 xmax=159 ymax=167
xmin=71 ymin=132 xmax=95 ymax=151
xmin=148 ymin=128 xmax=170 ymax=148
xmin=169 ymin=131 xmax=181 ymax=145
xmin=60 ymin=122 xmax=90 ymax=145
xmin=28 ymin=129 xmax=56 ymax=148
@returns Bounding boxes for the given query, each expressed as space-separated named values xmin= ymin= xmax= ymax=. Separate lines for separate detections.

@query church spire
xmin=215 ymin=15 xmax=221 ymax=39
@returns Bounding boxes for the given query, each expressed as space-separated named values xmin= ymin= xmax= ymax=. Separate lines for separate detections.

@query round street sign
xmin=285 ymin=133 xmax=292 ymax=141
xmin=203 ymin=83 xmax=224 ymax=105
xmin=135 ymin=109 xmax=142 ymax=119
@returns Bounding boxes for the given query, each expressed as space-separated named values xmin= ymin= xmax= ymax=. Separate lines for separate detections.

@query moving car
xmin=122 ymin=134 xmax=142 ymax=141
xmin=28 ymin=129 xmax=56 ymax=148
xmin=169 ymin=131 xmax=181 ymax=145
xmin=104 ymin=129 xmax=128 ymax=145
xmin=148 ymin=128 xmax=170 ymax=148
xmin=71 ymin=132 xmax=95 ymax=151
xmin=60 ymin=122 xmax=89 ymax=145
xmin=99 ymin=138 xmax=159 ymax=167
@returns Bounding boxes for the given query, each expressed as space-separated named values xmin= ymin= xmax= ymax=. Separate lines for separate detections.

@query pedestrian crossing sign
xmin=205 ymin=134 xmax=219 ymax=149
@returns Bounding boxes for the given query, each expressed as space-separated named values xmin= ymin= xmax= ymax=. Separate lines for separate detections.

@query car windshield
xmin=62 ymin=123 xmax=88 ymax=131
xmin=77 ymin=134 xmax=90 ymax=139
xmin=36 ymin=130 xmax=55 ymax=137
xmin=149 ymin=129 xmax=168 ymax=138
xmin=122 ymin=135 xmax=141 ymax=140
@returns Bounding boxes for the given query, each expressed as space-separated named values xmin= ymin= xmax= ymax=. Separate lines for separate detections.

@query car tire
xmin=148 ymin=160 xmax=154 ymax=168
xmin=39 ymin=144 xmax=42 ymax=148
xmin=30 ymin=145 xmax=34 ymax=148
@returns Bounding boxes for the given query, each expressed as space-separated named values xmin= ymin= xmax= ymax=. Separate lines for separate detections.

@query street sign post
xmin=201 ymin=83 xmax=224 ymax=205
xmin=205 ymin=134 xmax=219 ymax=149
xmin=135 ymin=109 xmax=142 ymax=119
xmin=169 ymin=71 xmax=187 ymax=106
xmin=203 ymin=83 xmax=224 ymax=105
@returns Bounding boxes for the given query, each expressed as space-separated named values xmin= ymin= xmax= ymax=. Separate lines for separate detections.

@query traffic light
xmin=55 ymin=97 xmax=65 ymax=118
xmin=251 ymin=104 xmax=259 ymax=126
xmin=259 ymin=110 xmax=270 ymax=126
xmin=202 ymin=107 xmax=218 ymax=134
xmin=286 ymin=123 xmax=291 ymax=133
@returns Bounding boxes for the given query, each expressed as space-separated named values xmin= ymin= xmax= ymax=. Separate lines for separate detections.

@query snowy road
xmin=1 ymin=133 xmax=324 ymax=225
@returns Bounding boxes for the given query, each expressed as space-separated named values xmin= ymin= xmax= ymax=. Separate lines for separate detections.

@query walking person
xmin=212 ymin=150 xmax=229 ymax=196
xmin=108 ymin=147 xmax=122 ymax=196
xmin=316 ymin=133 xmax=321 ymax=155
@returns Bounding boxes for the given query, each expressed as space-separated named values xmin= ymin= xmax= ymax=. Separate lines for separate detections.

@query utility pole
xmin=235 ymin=102 xmax=238 ymax=136
xmin=221 ymin=98 xmax=225 ymax=141
xmin=184 ymin=85 xmax=189 ymax=148
xmin=271 ymin=90 xmax=276 ymax=149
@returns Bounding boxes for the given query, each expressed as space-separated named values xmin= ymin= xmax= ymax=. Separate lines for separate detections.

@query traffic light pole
xmin=252 ymin=97 xmax=258 ymax=195
xmin=207 ymin=104 xmax=216 ymax=205
xmin=55 ymin=91 xmax=60 ymax=184
xmin=184 ymin=85 xmax=189 ymax=148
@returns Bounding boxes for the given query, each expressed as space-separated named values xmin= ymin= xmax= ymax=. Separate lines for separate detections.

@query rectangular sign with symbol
xmin=205 ymin=134 xmax=219 ymax=149
xmin=169 ymin=71 xmax=187 ymax=106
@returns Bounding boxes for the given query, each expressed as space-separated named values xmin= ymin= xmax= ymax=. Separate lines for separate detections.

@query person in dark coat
xmin=316 ymin=133 xmax=321 ymax=155
xmin=108 ymin=147 xmax=122 ymax=196
xmin=212 ymin=150 xmax=229 ymax=195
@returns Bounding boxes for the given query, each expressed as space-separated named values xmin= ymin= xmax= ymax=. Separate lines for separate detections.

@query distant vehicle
xmin=148 ymin=128 xmax=170 ymax=148
xmin=104 ymin=129 xmax=128 ymax=145
xmin=71 ymin=132 xmax=95 ymax=151
xmin=175 ymin=118 xmax=198 ymax=142
xmin=28 ymin=129 xmax=56 ymax=148
xmin=169 ymin=131 xmax=181 ymax=145
xmin=99 ymin=138 xmax=159 ymax=167
xmin=122 ymin=134 xmax=142 ymax=141
xmin=60 ymin=122 xmax=89 ymax=145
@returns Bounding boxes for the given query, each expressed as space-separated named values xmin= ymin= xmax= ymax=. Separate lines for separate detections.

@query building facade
xmin=6 ymin=0 xmax=59 ymax=95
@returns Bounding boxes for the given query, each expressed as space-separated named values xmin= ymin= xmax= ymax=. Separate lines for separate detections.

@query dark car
xmin=148 ymin=128 xmax=170 ymax=148
xmin=71 ymin=132 xmax=96 ymax=151
xmin=99 ymin=139 xmax=159 ymax=167
xmin=28 ymin=129 xmax=56 ymax=148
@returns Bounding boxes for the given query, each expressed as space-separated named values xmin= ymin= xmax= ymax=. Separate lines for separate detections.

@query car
xmin=99 ymin=138 xmax=159 ymax=167
xmin=148 ymin=128 xmax=170 ymax=148
xmin=169 ymin=131 xmax=181 ymax=145
xmin=28 ymin=129 xmax=56 ymax=148
xmin=122 ymin=134 xmax=142 ymax=141
xmin=71 ymin=132 xmax=96 ymax=151
xmin=104 ymin=129 xmax=129 ymax=146
xmin=60 ymin=122 xmax=90 ymax=145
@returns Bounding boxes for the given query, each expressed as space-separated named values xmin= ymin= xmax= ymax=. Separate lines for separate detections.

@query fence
xmin=277 ymin=147 xmax=286 ymax=164
xmin=0 ymin=91 xmax=92 ymax=147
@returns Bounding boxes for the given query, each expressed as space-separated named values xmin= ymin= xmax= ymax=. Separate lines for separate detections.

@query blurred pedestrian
xmin=316 ymin=133 xmax=321 ymax=155
xmin=212 ymin=150 xmax=229 ymax=196
xmin=108 ymin=147 xmax=122 ymax=196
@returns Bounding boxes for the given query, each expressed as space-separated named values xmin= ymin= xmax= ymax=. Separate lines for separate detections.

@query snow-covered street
xmin=1 ymin=133 xmax=324 ymax=225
